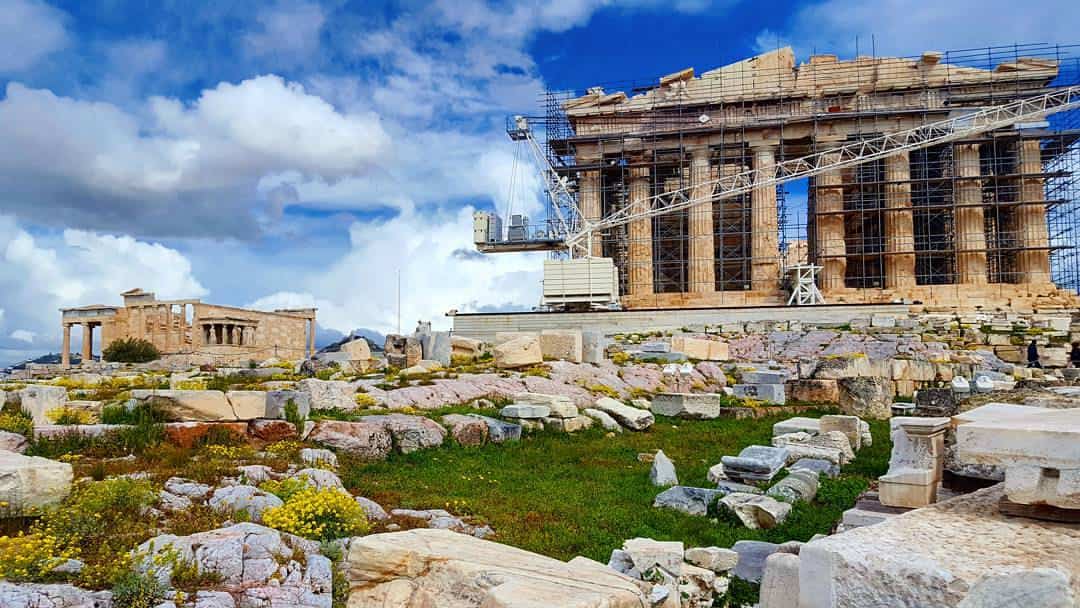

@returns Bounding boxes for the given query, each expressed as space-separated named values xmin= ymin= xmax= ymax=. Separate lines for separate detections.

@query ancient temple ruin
xmin=540 ymin=44 xmax=1080 ymax=310
xmin=59 ymin=289 xmax=316 ymax=366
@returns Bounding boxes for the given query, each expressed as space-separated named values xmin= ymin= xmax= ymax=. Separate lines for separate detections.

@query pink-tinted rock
xmin=308 ymin=420 xmax=393 ymax=460
xmin=248 ymin=419 xmax=298 ymax=442
xmin=358 ymin=414 xmax=446 ymax=454
xmin=619 ymin=366 xmax=665 ymax=392
xmin=522 ymin=376 xmax=595 ymax=407
xmin=441 ymin=414 xmax=488 ymax=447
xmin=695 ymin=362 xmax=727 ymax=386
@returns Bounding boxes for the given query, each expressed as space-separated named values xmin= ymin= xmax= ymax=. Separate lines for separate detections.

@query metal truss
xmin=565 ymin=85 xmax=1080 ymax=252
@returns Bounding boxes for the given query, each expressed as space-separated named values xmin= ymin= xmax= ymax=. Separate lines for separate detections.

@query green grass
xmin=340 ymin=411 xmax=890 ymax=562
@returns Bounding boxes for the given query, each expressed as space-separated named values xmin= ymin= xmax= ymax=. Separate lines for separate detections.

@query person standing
xmin=1028 ymin=340 xmax=1042 ymax=368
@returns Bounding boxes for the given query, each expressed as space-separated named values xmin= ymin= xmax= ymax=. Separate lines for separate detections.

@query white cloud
xmin=9 ymin=329 xmax=35 ymax=343
xmin=249 ymin=205 xmax=544 ymax=335
xmin=757 ymin=0 xmax=1079 ymax=58
xmin=0 ymin=0 xmax=67 ymax=73
xmin=0 ymin=216 xmax=207 ymax=351
xmin=0 ymin=75 xmax=390 ymax=236
xmin=244 ymin=1 xmax=327 ymax=63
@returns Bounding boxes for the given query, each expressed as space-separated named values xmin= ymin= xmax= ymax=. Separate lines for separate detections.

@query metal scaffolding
xmin=505 ymin=42 xmax=1080 ymax=308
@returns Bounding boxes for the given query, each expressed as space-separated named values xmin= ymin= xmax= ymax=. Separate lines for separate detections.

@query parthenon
xmin=552 ymin=46 xmax=1080 ymax=310
xmin=59 ymin=288 xmax=316 ymax=367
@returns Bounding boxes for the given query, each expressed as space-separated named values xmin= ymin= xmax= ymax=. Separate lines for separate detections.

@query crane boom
xmin=566 ymin=85 xmax=1080 ymax=251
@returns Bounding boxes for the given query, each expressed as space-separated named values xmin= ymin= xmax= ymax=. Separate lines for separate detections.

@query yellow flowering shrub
xmin=0 ymin=532 xmax=77 ymax=581
xmin=47 ymin=407 xmax=97 ymax=425
xmin=258 ymin=477 xmax=309 ymax=502
xmin=0 ymin=411 xmax=33 ymax=436
xmin=174 ymin=379 xmax=207 ymax=390
xmin=262 ymin=488 xmax=370 ymax=541
xmin=611 ymin=351 xmax=630 ymax=366
xmin=265 ymin=440 xmax=304 ymax=457
xmin=204 ymin=444 xmax=254 ymax=460
xmin=354 ymin=393 xmax=377 ymax=408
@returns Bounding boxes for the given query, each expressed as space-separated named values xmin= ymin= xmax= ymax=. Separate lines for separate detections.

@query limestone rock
xmin=296 ymin=379 xmax=357 ymax=411
xmin=451 ymin=335 xmax=484 ymax=358
xmin=719 ymin=493 xmax=791 ymax=529
xmin=772 ymin=416 xmax=822 ymax=436
xmin=340 ymin=338 xmax=372 ymax=361
xmin=594 ymin=396 xmax=654 ymax=431
xmin=583 ymin=408 xmax=622 ymax=432
xmin=543 ymin=415 xmax=592 ymax=432
xmin=224 ymin=390 xmax=268 ymax=419
xmin=466 ymin=415 xmax=522 ymax=443
xmin=164 ymin=477 xmax=212 ymax=500
xmin=785 ymin=379 xmax=840 ymax=404
xmin=540 ymin=330 xmax=584 ymax=363
xmin=300 ymin=447 xmax=338 ymax=468
xmin=345 ymin=529 xmax=647 ymax=607
xmin=512 ymin=392 xmax=578 ymax=418
xmin=307 ymin=420 xmax=393 ymax=460
xmin=0 ymin=430 xmax=28 ymax=454
xmin=130 ymin=389 xmax=237 ymax=421
xmin=18 ymin=385 xmax=67 ymax=425
xmin=650 ymin=393 xmax=723 ymax=419
xmin=759 ymin=553 xmax=800 ymax=608
xmin=790 ymin=458 xmax=840 ymax=478
xmin=837 ymin=377 xmax=894 ymax=419
xmin=684 ymin=547 xmax=739 ymax=573
xmin=494 ymin=335 xmax=543 ymax=369
xmin=0 ymin=583 xmax=113 ymax=608
xmin=653 ymin=486 xmax=722 ymax=516
xmin=265 ymin=390 xmax=311 ymax=420
xmin=359 ymin=414 xmax=446 ymax=454
xmin=819 ymin=414 xmax=861 ymax=451
xmin=766 ymin=469 xmax=820 ymax=503
xmin=622 ymin=537 xmax=684 ymax=576
xmin=721 ymin=445 xmax=789 ymax=482
xmin=355 ymin=496 xmax=389 ymax=521
xmin=957 ymin=567 xmax=1075 ymax=608
xmin=293 ymin=468 xmax=345 ymax=491
xmin=0 ymin=452 xmax=73 ymax=516
xmin=208 ymin=485 xmax=283 ymax=523
xmin=650 ymin=450 xmax=678 ymax=487
xmin=441 ymin=414 xmax=488 ymax=447
xmin=500 ymin=404 xmax=551 ymax=419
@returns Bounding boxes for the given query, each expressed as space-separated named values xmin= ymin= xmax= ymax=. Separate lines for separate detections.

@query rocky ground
xmin=1 ymin=308 xmax=1078 ymax=607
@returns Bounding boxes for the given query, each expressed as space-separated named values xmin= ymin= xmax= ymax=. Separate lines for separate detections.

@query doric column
xmin=815 ymin=153 xmax=846 ymax=292
xmin=81 ymin=322 xmax=92 ymax=363
xmin=885 ymin=151 xmax=916 ymax=289
xmin=578 ymin=169 xmax=603 ymax=257
xmin=627 ymin=165 xmax=653 ymax=297
xmin=61 ymin=324 xmax=71 ymax=368
xmin=688 ymin=147 xmax=716 ymax=293
xmin=751 ymin=145 xmax=780 ymax=293
xmin=954 ymin=143 xmax=987 ymax=284
xmin=1016 ymin=139 xmax=1052 ymax=284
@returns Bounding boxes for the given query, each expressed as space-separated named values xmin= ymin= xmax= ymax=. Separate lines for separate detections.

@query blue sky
xmin=0 ymin=0 xmax=1076 ymax=365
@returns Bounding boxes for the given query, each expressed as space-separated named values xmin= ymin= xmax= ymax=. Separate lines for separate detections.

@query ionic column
xmin=308 ymin=318 xmax=316 ymax=358
xmin=578 ymin=169 xmax=603 ymax=257
xmin=815 ymin=154 xmax=846 ymax=292
xmin=61 ymin=324 xmax=71 ymax=368
xmin=885 ymin=151 xmax=916 ymax=289
xmin=1016 ymin=139 xmax=1052 ymax=284
xmin=627 ymin=165 xmax=653 ymax=297
xmin=688 ymin=147 xmax=716 ymax=293
xmin=751 ymin=146 xmax=779 ymax=293
xmin=955 ymin=143 xmax=987 ymax=284
xmin=81 ymin=322 xmax=92 ymax=363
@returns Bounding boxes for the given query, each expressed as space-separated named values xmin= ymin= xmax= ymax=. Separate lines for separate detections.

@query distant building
xmin=60 ymin=288 xmax=316 ymax=367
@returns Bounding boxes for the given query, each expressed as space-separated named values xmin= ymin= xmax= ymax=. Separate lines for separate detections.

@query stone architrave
xmin=494 ymin=334 xmax=543 ymax=369
xmin=878 ymin=416 xmax=950 ymax=508
xmin=651 ymin=393 xmax=723 ymax=419
xmin=671 ymin=336 xmax=729 ymax=361
xmin=540 ymin=330 xmax=584 ymax=363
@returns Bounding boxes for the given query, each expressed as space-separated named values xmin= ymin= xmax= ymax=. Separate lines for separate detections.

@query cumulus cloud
xmin=0 ymin=215 xmax=207 ymax=357
xmin=757 ymin=0 xmax=1079 ymax=58
xmin=0 ymin=0 xmax=68 ymax=73
xmin=0 ymin=76 xmax=389 ymax=237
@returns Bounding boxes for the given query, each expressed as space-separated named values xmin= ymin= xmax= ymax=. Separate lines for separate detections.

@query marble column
xmin=884 ymin=151 xmax=916 ymax=289
xmin=308 ymin=319 xmax=316 ymax=358
xmin=163 ymin=305 xmax=172 ymax=352
xmin=1016 ymin=139 xmax=1052 ymax=284
xmin=751 ymin=146 xmax=779 ymax=293
xmin=578 ymin=170 xmax=603 ymax=257
xmin=61 ymin=324 xmax=71 ymax=368
xmin=954 ymin=143 xmax=987 ymax=285
xmin=627 ymin=165 xmax=653 ymax=297
xmin=688 ymin=147 xmax=716 ymax=294
xmin=815 ymin=154 xmax=846 ymax=292
xmin=81 ymin=322 xmax=92 ymax=363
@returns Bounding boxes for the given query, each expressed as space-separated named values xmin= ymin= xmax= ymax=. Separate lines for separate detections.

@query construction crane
xmin=476 ymin=85 xmax=1080 ymax=306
